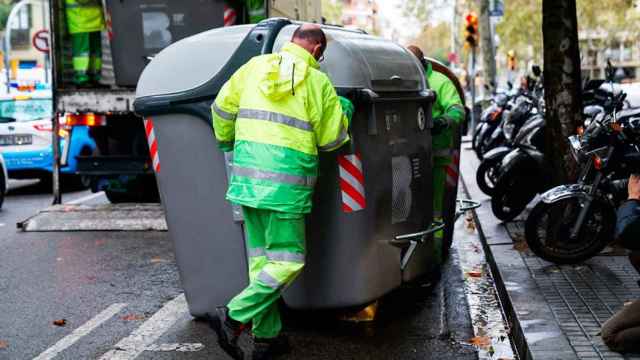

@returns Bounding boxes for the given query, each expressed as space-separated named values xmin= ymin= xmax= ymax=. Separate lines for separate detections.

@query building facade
xmin=339 ymin=0 xmax=379 ymax=35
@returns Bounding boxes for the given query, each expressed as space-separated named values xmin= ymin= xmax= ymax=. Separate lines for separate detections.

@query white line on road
xmin=33 ymin=303 xmax=127 ymax=360
xmin=98 ymin=294 xmax=188 ymax=360
xmin=65 ymin=191 xmax=105 ymax=205
xmin=145 ymin=343 xmax=204 ymax=352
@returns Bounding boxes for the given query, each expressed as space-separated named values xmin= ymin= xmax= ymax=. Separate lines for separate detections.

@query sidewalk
xmin=459 ymin=142 xmax=640 ymax=360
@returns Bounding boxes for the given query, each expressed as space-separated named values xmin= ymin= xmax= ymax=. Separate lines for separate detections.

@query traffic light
xmin=464 ymin=12 xmax=479 ymax=50
xmin=507 ymin=50 xmax=517 ymax=71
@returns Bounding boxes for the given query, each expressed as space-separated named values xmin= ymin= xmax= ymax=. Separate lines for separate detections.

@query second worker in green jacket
xmin=408 ymin=45 xmax=465 ymax=265
xmin=65 ymin=0 xmax=105 ymax=86
xmin=211 ymin=24 xmax=353 ymax=360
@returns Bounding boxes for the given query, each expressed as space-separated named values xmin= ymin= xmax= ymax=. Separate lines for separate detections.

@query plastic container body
xmin=135 ymin=19 xmax=438 ymax=315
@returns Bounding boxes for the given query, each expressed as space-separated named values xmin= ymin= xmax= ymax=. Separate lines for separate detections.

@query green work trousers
xmin=431 ymin=156 xmax=449 ymax=265
xmin=227 ymin=206 xmax=306 ymax=339
xmin=71 ymin=31 xmax=102 ymax=85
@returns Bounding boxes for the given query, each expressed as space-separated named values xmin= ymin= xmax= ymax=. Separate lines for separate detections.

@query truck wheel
xmin=105 ymin=190 xmax=138 ymax=204
xmin=61 ymin=175 xmax=92 ymax=191
xmin=105 ymin=182 xmax=160 ymax=204
xmin=0 ymin=169 xmax=5 ymax=209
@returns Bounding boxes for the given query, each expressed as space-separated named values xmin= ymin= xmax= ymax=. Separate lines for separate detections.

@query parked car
xmin=0 ymin=152 xmax=6 ymax=209
xmin=0 ymin=93 xmax=96 ymax=188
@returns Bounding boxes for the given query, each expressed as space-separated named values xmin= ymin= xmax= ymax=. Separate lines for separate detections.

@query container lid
xmin=136 ymin=25 xmax=254 ymax=98
xmin=273 ymin=25 xmax=426 ymax=92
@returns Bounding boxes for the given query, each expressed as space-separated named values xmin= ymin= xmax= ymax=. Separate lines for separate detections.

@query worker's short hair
xmin=407 ymin=45 xmax=424 ymax=61
xmin=292 ymin=25 xmax=327 ymax=54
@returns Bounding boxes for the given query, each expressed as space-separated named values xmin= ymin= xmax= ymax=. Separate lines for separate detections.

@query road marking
xmin=33 ymin=303 xmax=127 ymax=360
xmin=65 ymin=192 xmax=105 ymax=205
xmin=145 ymin=343 xmax=204 ymax=352
xmin=98 ymin=294 xmax=188 ymax=360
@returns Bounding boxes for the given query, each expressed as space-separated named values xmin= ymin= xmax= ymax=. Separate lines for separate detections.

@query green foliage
xmin=495 ymin=0 xmax=543 ymax=64
xmin=322 ymin=0 xmax=343 ymax=25
xmin=0 ymin=3 xmax=12 ymax=31
xmin=496 ymin=0 xmax=640 ymax=64
xmin=410 ymin=22 xmax=452 ymax=63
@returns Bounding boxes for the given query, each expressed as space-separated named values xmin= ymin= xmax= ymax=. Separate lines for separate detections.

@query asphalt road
xmin=0 ymin=180 xmax=490 ymax=360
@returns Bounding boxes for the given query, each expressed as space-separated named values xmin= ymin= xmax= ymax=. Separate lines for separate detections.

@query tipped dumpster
xmin=134 ymin=19 xmax=441 ymax=317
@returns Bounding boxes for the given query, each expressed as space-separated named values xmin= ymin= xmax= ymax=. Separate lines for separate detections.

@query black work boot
xmin=209 ymin=307 xmax=245 ymax=360
xmin=251 ymin=334 xmax=291 ymax=360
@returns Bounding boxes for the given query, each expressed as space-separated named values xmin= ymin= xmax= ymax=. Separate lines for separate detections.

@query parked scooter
xmin=525 ymin=64 xmax=640 ymax=263
xmin=476 ymin=66 xmax=545 ymax=196
xmin=478 ymin=76 xmax=613 ymax=198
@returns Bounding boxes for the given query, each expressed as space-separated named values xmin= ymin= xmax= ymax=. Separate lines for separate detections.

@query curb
xmin=459 ymin=147 xmax=579 ymax=360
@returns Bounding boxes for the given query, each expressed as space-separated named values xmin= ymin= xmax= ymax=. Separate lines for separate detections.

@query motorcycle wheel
xmin=524 ymin=197 xmax=615 ymax=264
xmin=490 ymin=171 xmax=535 ymax=222
xmin=476 ymin=156 xmax=503 ymax=196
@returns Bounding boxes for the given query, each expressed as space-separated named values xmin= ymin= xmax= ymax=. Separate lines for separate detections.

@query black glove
xmin=432 ymin=117 xmax=450 ymax=135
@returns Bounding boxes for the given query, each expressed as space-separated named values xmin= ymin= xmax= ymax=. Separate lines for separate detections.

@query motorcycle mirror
xmin=507 ymin=81 xmax=513 ymax=90
xmin=532 ymin=65 xmax=542 ymax=77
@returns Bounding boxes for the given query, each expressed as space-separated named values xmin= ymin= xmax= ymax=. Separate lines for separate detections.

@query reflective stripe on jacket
xmin=65 ymin=0 xmax=105 ymax=34
xmin=427 ymin=61 xmax=465 ymax=151
xmin=212 ymin=42 xmax=350 ymax=214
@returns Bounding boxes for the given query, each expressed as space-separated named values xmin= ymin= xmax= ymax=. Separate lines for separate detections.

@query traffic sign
xmin=32 ymin=29 xmax=50 ymax=54
xmin=490 ymin=0 xmax=504 ymax=17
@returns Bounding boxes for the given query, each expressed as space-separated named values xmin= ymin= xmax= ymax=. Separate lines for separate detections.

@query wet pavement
xmin=459 ymin=143 xmax=640 ymax=360
xmin=0 ymin=178 xmax=513 ymax=359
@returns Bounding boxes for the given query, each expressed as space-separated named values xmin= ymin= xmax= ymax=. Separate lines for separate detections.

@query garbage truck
xmin=134 ymin=19 xmax=473 ymax=317
xmin=50 ymin=0 xmax=321 ymax=203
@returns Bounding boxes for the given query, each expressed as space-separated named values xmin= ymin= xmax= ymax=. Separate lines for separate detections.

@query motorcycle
xmin=524 ymin=89 xmax=640 ymax=263
xmin=490 ymin=112 xmax=547 ymax=221
xmin=479 ymin=78 xmax=615 ymax=199
xmin=476 ymin=75 xmax=545 ymax=196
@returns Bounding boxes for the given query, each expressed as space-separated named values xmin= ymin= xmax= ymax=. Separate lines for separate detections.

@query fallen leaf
xmin=120 ymin=314 xmax=145 ymax=321
xmin=513 ymin=241 xmax=529 ymax=252
xmin=467 ymin=335 xmax=491 ymax=348
xmin=150 ymin=257 xmax=168 ymax=264
xmin=624 ymin=301 xmax=633 ymax=306
xmin=0 ymin=340 xmax=7 ymax=349
xmin=466 ymin=270 xmax=483 ymax=278
xmin=53 ymin=319 xmax=67 ymax=327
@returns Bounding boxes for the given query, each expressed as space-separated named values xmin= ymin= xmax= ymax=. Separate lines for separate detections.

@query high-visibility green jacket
xmin=426 ymin=61 xmax=465 ymax=152
xmin=212 ymin=42 xmax=351 ymax=214
xmin=246 ymin=0 xmax=267 ymax=23
xmin=65 ymin=0 xmax=105 ymax=34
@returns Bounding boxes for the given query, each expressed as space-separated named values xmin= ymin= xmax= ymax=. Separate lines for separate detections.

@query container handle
xmin=390 ymin=221 xmax=445 ymax=270
xmin=455 ymin=199 xmax=481 ymax=221
xmin=389 ymin=221 xmax=445 ymax=248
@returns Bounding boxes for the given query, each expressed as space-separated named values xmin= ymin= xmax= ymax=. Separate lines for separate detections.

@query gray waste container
xmin=134 ymin=19 xmax=437 ymax=316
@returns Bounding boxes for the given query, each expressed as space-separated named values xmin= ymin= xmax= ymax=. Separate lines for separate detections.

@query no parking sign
xmin=32 ymin=29 xmax=50 ymax=54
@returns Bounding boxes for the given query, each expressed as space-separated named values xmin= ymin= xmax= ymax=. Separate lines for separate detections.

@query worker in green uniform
xmin=211 ymin=24 xmax=353 ymax=360
xmin=65 ymin=0 xmax=105 ymax=86
xmin=246 ymin=0 xmax=267 ymax=23
xmin=407 ymin=45 xmax=465 ymax=265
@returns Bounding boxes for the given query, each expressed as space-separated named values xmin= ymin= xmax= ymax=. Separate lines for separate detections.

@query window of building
xmin=10 ymin=5 xmax=32 ymax=49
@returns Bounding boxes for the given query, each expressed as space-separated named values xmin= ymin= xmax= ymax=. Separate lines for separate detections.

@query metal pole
xmin=470 ymin=47 xmax=477 ymax=134
xmin=49 ymin=0 xmax=61 ymax=204
xmin=52 ymin=113 xmax=61 ymax=204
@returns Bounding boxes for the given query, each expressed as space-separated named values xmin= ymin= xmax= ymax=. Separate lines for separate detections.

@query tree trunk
xmin=542 ymin=0 xmax=582 ymax=184
xmin=479 ymin=0 xmax=496 ymax=90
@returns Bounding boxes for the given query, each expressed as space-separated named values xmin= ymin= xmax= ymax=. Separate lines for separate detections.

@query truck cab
xmin=51 ymin=0 xmax=321 ymax=203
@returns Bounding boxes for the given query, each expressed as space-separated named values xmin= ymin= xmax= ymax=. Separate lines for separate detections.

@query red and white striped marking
xmin=338 ymin=153 xmax=366 ymax=213
xmin=144 ymin=118 xmax=161 ymax=173
xmin=445 ymin=150 xmax=460 ymax=187
xmin=224 ymin=5 xmax=237 ymax=26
